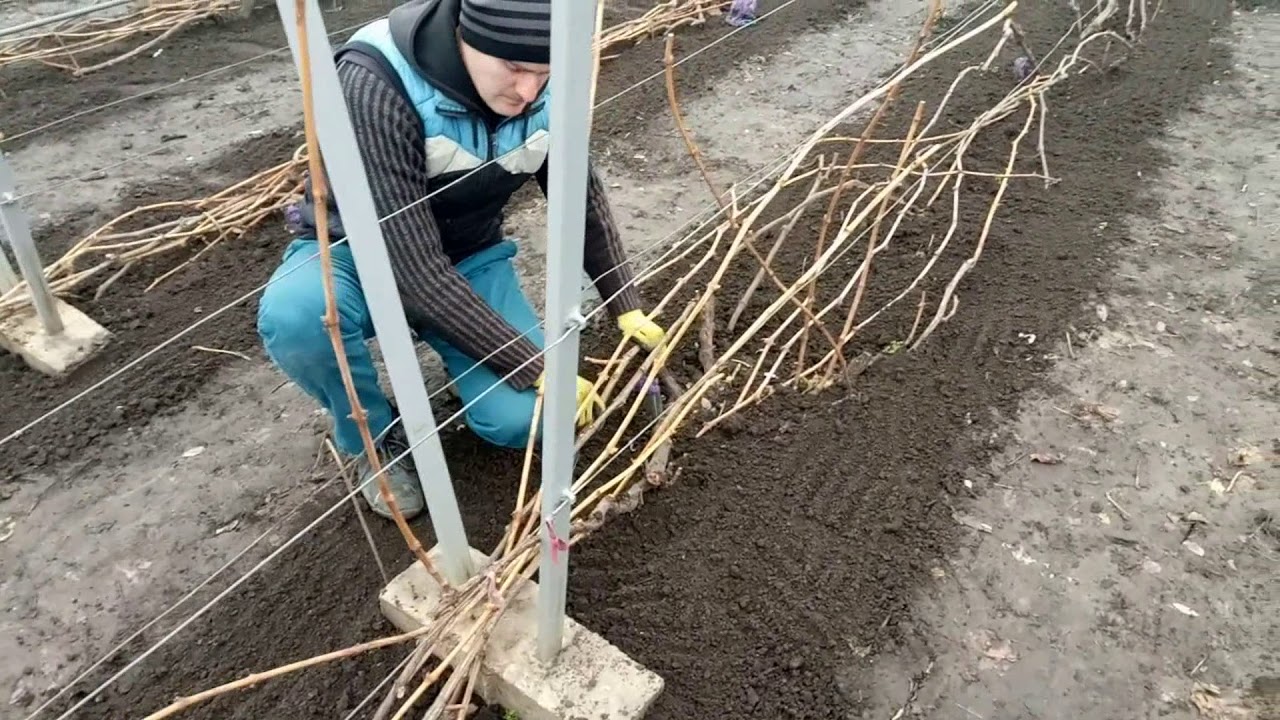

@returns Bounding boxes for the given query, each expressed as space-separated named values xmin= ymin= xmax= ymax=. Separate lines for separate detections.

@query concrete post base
xmin=379 ymin=546 xmax=664 ymax=720
xmin=0 ymin=299 xmax=110 ymax=376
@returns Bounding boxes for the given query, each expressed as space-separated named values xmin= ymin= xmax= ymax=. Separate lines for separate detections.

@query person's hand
xmin=616 ymin=309 xmax=666 ymax=351
xmin=535 ymin=374 xmax=605 ymax=427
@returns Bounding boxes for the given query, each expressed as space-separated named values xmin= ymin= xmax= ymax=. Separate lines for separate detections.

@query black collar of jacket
xmin=388 ymin=0 xmax=504 ymax=129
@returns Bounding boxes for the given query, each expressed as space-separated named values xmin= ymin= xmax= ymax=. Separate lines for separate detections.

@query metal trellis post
xmin=0 ymin=156 xmax=63 ymax=334
xmin=274 ymin=0 xmax=475 ymax=585
xmin=537 ymin=0 xmax=598 ymax=663
xmin=0 ymin=238 xmax=18 ymax=293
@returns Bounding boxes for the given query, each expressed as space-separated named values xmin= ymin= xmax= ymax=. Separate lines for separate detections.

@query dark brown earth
xmin=0 ymin=0 xmax=861 ymax=484
xmin=0 ymin=1 xmax=401 ymax=151
xmin=30 ymin=0 xmax=1233 ymax=718
xmin=0 ymin=129 xmax=298 ymax=478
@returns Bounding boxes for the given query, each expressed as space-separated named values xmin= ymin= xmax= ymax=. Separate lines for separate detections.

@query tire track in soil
xmin=36 ymin=1 xmax=1232 ymax=718
xmin=0 ymin=0 xmax=865 ymax=485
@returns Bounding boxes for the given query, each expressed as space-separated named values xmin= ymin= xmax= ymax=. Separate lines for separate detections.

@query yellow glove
xmin=535 ymin=374 xmax=605 ymax=427
xmin=616 ymin=309 xmax=666 ymax=351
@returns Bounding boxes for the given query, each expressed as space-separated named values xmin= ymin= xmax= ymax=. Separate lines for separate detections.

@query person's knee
xmin=257 ymin=289 xmax=331 ymax=371
xmin=466 ymin=391 xmax=538 ymax=449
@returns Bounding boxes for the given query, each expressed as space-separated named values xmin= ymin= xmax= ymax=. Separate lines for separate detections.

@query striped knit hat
xmin=458 ymin=0 xmax=552 ymax=65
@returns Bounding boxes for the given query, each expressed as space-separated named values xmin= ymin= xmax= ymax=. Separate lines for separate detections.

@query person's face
xmin=458 ymin=37 xmax=550 ymax=116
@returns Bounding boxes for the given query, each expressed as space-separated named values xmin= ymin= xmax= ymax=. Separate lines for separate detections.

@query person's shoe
xmin=353 ymin=424 xmax=425 ymax=521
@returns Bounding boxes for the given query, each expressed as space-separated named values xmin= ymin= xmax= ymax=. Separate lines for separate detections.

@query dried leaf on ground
xmin=1081 ymin=402 xmax=1121 ymax=422
xmin=1031 ymin=452 xmax=1064 ymax=464
xmin=1229 ymin=446 xmax=1263 ymax=467
xmin=984 ymin=641 xmax=1018 ymax=663
xmin=1171 ymin=602 xmax=1200 ymax=617
xmin=977 ymin=637 xmax=1019 ymax=672
xmin=1191 ymin=682 xmax=1256 ymax=720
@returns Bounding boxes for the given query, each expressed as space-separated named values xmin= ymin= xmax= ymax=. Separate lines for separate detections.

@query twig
xmin=903 ymin=290 xmax=927 ymax=347
xmin=326 ymin=439 xmax=389 ymax=584
xmin=697 ymin=293 xmax=717 ymax=374
xmin=191 ymin=345 xmax=253 ymax=362
xmin=502 ymin=392 xmax=544 ymax=558
xmin=664 ymin=32 xmax=725 ymax=209
xmin=1105 ymin=489 xmax=1131 ymax=520
xmin=799 ymin=0 xmax=941 ymax=372
xmin=911 ymin=95 xmax=1040 ymax=348
xmin=140 ymin=625 xmax=435 ymax=719
xmin=889 ymin=660 xmax=934 ymax=720
xmin=294 ymin=0 xmax=443 ymax=588
xmin=71 ymin=16 xmax=196 ymax=76
xmin=821 ymin=101 xmax=928 ymax=385
xmin=727 ymin=163 xmax=831 ymax=332
xmin=587 ymin=0 xmax=607 ymax=134
xmin=739 ymin=233 xmax=843 ymax=355
xmin=1188 ymin=654 xmax=1207 ymax=676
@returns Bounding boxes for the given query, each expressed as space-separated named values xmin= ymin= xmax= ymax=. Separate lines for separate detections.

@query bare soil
xmin=0 ymin=1 xmax=400 ymax=151
xmin=18 ymin=0 xmax=1254 ymax=719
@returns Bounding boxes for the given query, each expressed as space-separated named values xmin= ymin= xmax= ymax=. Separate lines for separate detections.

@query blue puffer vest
xmin=289 ymin=9 xmax=550 ymax=264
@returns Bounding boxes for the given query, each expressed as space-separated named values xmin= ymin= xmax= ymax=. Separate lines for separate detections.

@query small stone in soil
xmin=10 ymin=682 xmax=34 ymax=707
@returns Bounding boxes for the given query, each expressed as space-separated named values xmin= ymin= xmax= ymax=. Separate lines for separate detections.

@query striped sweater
xmin=313 ymin=60 xmax=642 ymax=391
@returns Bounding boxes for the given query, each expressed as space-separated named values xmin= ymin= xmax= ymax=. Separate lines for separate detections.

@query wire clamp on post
xmin=543 ymin=487 xmax=575 ymax=526
xmin=548 ymin=487 xmax=575 ymax=519
xmin=564 ymin=306 xmax=588 ymax=333
xmin=542 ymin=488 xmax=575 ymax=564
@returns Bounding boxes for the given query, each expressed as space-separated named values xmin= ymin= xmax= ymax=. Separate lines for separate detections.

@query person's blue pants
xmin=256 ymin=237 xmax=544 ymax=456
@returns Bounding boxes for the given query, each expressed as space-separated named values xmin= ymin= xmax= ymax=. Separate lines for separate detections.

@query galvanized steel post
xmin=0 ymin=156 xmax=63 ymax=334
xmin=537 ymin=0 xmax=598 ymax=662
xmin=0 ymin=238 xmax=18 ymax=292
xmin=274 ymin=0 xmax=475 ymax=584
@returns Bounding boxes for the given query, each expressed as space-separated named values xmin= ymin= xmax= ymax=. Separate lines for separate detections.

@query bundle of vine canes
xmin=0 ymin=0 xmax=240 ymax=75
xmin=0 ymin=145 xmax=302 ymax=321
xmin=142 ymin=0 xmax=1153 ymax=717
xmin=597 ymin=0 xmax=731 ymax=60
xmin=0 ymin=0 xmax=730 ymax=326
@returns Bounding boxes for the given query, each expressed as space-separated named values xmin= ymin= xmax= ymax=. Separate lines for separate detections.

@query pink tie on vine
xmin=545 ymin=517 xmax=569 ymax=564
